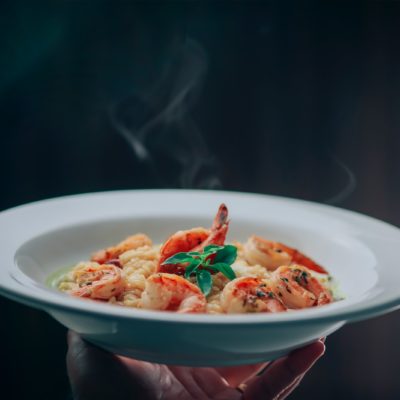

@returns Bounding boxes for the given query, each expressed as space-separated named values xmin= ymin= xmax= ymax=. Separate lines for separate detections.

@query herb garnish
xmin=162 ymin=244 xmax=237 ymax=296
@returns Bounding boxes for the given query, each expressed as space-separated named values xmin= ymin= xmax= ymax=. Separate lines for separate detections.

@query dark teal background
xmin=1 ymin=1 xmax=400 ymax=399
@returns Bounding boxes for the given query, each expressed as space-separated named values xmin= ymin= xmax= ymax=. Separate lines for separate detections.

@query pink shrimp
xmin=270 ymin=265 xmax=332 ymax=309
xmin=91 ymin=233 xmax=152 ymax=265
xmin=158 ymin=204 xmax=229 ymax=274
xmin=220 ymin=276 xmax=287 ymax=314
xmin=70 ymin=263 xmax=124 ymax=300
xmin=243 ymin=235 xmax=328 ymax=274
xmin=141 ymin=273 xmax=207 ymax=313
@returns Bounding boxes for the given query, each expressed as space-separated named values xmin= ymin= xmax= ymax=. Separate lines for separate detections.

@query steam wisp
xmin=110 ymin=38 xmax=221 ymax=189
xmin=323 ymin=156 xmax=357 ymax=205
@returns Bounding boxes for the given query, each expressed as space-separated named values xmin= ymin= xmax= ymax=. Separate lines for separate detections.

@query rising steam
xmin=323 ymin=156 xmax=357 ymax=205
xmin=110 ymin=38 xmax=221 ymax=189
xmin=110 ymin=38 xmax=356 ymax=204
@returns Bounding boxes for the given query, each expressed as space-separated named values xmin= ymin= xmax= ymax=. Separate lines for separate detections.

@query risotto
xmin=57 ymin=204 xmax=337 ymax=314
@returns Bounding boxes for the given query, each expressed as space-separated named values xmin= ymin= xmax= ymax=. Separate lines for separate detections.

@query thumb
xmin=243 ymin=340 xmax=325 ymax=400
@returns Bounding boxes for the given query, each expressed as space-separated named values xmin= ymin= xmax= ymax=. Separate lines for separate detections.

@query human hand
xmin=66 ymin=331 xmax=325 ymax=400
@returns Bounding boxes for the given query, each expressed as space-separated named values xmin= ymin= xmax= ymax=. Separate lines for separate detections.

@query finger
xmin=276 ymin=373 xmax=304 ymax=400
xmin=261 ymin=361 xmax=311 ymax=399
xmin=66 ymin=331 xmax=151 ymax=400
xmin=168 ymin=366 xmax=214 ymax=399
xmin=243 ymin=340 xmax=325 ymax=400
xmin=167 ymin=366 xmax=244 ymax=400
xmin=214 ymin=362 xmax=269 ymax=387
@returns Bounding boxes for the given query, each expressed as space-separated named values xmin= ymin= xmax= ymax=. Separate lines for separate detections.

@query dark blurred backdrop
xmin=1 ymin=1 xmax=400 ymax=399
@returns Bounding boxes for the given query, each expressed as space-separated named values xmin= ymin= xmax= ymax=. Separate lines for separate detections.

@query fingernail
xmin=319 ymin=340 xmax=326 ymax=354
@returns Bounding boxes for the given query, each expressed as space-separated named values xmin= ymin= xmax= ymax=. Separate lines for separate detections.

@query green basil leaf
xmin=214 ymin=245 xmax=237 ymax=265
xmin=196 ymin=270 xmax=212 ymax=296
xmin=187 ymin=251 xmax=201 ymax=256
xmin=204 ymin=265 xmax=219 ymax=272
xmin=162 ymin=252 xmax=193 ymax=265
xmin=184 ymin=259 xmax=202 ymax=279
xmin=212 ymin=262 xmax=237 ymax=280
xmin=203 ymin=244 xmax=224 ymax=254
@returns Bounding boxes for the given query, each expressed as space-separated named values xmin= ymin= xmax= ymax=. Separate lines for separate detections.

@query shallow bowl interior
xmin=15 ymin=215 xmax=377 ymax=302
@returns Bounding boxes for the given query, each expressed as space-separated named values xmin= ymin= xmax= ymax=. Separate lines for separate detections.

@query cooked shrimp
xmin=220 ymin=276 xmax=287 ymax=314
xmin=91 ymin=233 xmax=152 ymax=265
xmin=271 ymin=265 xmax=332 ymax=309
xmin=158 ymin=204 xmax=229 ymax=274
xmin=70 ymin=263 xmax=124 ymax=300
xmin=243 ymin=235 xmax=328 ymax=274
xmin=141 ymin=273 xmax=207 ymax=313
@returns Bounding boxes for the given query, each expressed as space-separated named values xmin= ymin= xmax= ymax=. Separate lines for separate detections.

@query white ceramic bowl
xmin=1 ymin=190 xmax=400 ymax=366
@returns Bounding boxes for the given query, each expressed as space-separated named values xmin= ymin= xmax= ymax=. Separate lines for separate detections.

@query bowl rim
xmin=1 ymin=189 xmax=400 ymax=325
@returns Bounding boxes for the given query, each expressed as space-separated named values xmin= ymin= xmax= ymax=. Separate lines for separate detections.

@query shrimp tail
xmin=192 ymin=203 xmax=229 ymax=250
xmin=212 ymin=203 xmax=228 ymax=230
xmin=277 ymin=243 xmax=328 ymax=274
